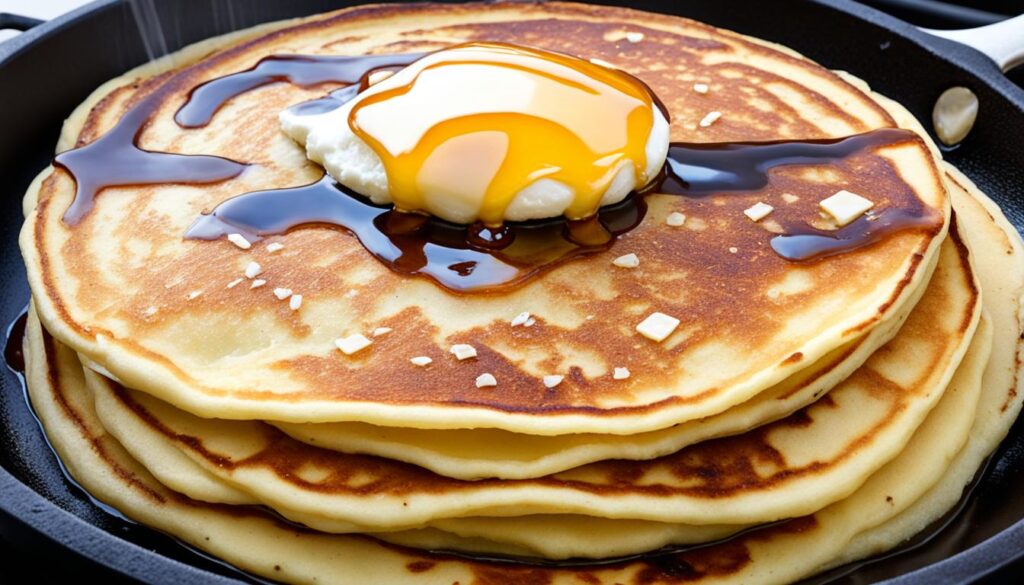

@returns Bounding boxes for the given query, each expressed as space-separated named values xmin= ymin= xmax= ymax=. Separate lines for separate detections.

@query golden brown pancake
xmin=22 ymin=1 xmax=947 ymax=435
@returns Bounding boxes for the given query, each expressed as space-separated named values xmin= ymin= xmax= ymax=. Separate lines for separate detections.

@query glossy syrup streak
xmin=54 ymin=52 xmax=426 ymax=225
xmin=174 ymin=53 xmax=425 ymax=127
xmin=660 ymin=128 xmax=939 ymax=261
xmin=53 ymin=88 xmax=248 ymax=225
xmin=187 ymin=176 xmax=646 ymax=292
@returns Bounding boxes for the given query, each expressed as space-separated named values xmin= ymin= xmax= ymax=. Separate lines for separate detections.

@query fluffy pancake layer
xmin=23 ymin=1 xmax=947 ymax=434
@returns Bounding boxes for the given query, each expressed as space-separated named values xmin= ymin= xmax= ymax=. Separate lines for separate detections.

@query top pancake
xmin=21 ymin=1 xmax=948 ymax=433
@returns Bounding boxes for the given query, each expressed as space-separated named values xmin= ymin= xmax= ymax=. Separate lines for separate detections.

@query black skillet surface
xmin=1 ymin=1 xmax=1023 ymax=583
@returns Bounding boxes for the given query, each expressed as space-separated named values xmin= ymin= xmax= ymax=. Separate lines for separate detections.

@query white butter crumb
xmin=273 ymin=288 xmax=293 ymax=300
xmin=666 ymin=212 xmax=687 ymax=227
xmin=693 ymin=83 xmax=710 ymax=94
xmin=289 ymin=294 xmax=302 ymax=311
xmin=250 ymin=279 xmax=266 ymax=289
xmin=227 ymin=233 xmax=251 ymax=250
xmin=625 ymin=31 xmax=644 ymax=43
xmin=335 ymin=334 xmax=372 ymax=355
xmin=543 ymin=375 xmax=564 ymax=388
xmin=729 ymin=247 xmax=738 ymax=254
xmin=612 ymin=253 xmax=640 ymax=268
xmin=699 ymin=111 xmax=722 ymax=127
xmin=266 ymin=242 xmax=285 ymax=253
xmin=226 ymin=278 xmax=243 ymax=289
xmin=373 ymin=327 xmax=393 ymax=337
xmin=511 ymin=312 xmax=531 ymax=327
xmin=244 ymin=261 xmax=262 ymax=279
xmin=820 ymin=190 xmax=874 ymax=226
xmin=613 ymin=367 xmax=631 ymax=380
xmin=143 ymin=306 xmax=158 ymax=317
xmin=475 ymin=373 xmax=497 ymax=388
xmin=524 ymin=317 xmax=536 ymax=327
xmin=187 ymin=291 xmax=202 ymax=300
xmin=636 ymin=312 xmax=680 ymax=342
xmin=450 ymin=344 xmax=478 ymax=360
xmin=410 ymin=356 xmax=433 ymax=367
xmin=782 ymin=193 xmax=800 ymax=204
xmin=744 ymin=202 xmax=775 ymax=222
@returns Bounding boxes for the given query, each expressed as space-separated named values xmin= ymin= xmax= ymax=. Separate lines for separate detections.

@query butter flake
xmin=636 ymin=312 xmax=680 ymax=342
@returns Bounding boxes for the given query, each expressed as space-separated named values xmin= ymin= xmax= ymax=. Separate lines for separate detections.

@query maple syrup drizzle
xmin=174 ymin=53 xmax=425 ymax=127
xmin=53 ymin=89 xmax=248 ymax=225
xmin=187 ymin=126 xmax=937 ymax=289
xmin=53 ymin=53 xmax=429 ymax=225
xmin=657 ymin=128 xmax=941 ymax=261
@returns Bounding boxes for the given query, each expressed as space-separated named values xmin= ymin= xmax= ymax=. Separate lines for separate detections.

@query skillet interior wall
xmin=1 ymin=0 xmax=1023 ymax=583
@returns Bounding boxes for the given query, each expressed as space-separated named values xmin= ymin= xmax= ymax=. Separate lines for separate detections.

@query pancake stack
xmin=18 ymin=2 xmax=1024 ymax=583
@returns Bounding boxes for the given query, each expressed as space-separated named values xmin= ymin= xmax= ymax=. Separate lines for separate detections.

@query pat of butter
xmin=819 ymin=190 xmax=874 ymax=226
xmin=744 ymin=202 xmax=774 ymax=222
xmin=636 ymin=311 xmax=680 ymax=342
xmin=543 ymin=375 xmax=564 ymax=388
xmin=283 ymin=43 xmax=670 ymax=225
xmin=450 ymin=344 xmax=478 ymax=360
xmin=612 ymin=253 xmax=640 ymax=268
xmin=666 ymin=212 xmax=686 ymax=227
xmin=335 ymin=334 xmax=372 ymax=355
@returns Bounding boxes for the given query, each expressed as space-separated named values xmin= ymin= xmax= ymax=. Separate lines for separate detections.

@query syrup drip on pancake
xmin=659 ymin=128 xmax=942 ymax=261
xmin=54 ymin=53 xmax=428 ymax=225
xmin=53 ymin=89 xmax=248 ymax=225
xmin=186 ymin=177 xmax=645 ymax=292
xmin=175 ymin=53 xmax=425 ymax=127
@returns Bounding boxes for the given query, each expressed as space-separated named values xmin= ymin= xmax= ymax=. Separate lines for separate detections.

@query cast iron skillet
xmin=1 ymin=1 xmax=1023 ymax=583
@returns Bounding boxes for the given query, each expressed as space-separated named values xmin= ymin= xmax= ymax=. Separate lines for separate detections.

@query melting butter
xmin=348 ymin=42 xmax=664 ymax=225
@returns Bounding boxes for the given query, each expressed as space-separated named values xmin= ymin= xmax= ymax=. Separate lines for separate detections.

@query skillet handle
xmin=0 ymin=13 xmax=45 ymax=31
xmin=923 ymin=14 xmax=1024 ymax=72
